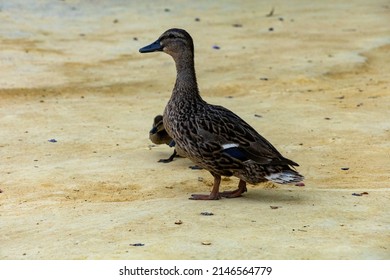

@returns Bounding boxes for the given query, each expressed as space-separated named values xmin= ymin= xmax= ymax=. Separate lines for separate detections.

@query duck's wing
xmin=194 ymin=104 xmax=299 ymax=167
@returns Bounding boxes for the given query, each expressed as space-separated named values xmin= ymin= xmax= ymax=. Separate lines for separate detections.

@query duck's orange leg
xmin=220 ymin=179 xmax=247 ymax=198
xmin=190 ymin=173 xmax=221 ymax=200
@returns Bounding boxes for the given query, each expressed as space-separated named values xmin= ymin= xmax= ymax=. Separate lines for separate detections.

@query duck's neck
xmin=171 ymin=53 xmax=202 ymax=102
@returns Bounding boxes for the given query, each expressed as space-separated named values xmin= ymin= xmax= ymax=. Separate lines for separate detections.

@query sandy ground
xmin=1 ymin=0 xmax=390 ymax=260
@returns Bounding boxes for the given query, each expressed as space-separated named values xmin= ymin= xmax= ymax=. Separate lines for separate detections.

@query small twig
xmin=266 ymin=7 xmax=275 ymax=17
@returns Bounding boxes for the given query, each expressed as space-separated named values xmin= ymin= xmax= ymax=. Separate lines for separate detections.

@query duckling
xmin=149 ymin=114 xmax=202 ymax=169
xmin=140 ymin=28 xmax=304 ymax=200
xmin=149 ymin=115 xmax=171 ymax=145
xmin=149 ymin=114 xmax=178 ymax=163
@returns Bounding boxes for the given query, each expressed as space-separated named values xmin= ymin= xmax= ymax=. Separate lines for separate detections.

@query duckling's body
xmin=140 ymin=28 xmax=304 ymax=200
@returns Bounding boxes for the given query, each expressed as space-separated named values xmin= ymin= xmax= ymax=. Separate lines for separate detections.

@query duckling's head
xmin=139 ymin=28 xmax=194 ymax=58
xmin=149 ymin=115 xmax=172 ymax=145
xmin=150 ymin=115 xmax=164 ymax=134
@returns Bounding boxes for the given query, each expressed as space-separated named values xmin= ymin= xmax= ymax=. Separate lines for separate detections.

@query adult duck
xmin=140 ymin=28 xmax=304 ymax=200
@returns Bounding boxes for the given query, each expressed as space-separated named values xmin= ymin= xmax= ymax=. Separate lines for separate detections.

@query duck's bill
xmin=139 ymin=40 xmax=163 ymax=53
xmin=149 ymin=127 xmax=158 ymax=134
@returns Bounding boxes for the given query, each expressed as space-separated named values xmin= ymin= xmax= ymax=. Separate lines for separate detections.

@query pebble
xmin=200 ymin=212 xmax=214 ymax=216
xmin=212 ymin=45 xmax=220 ymax=50
xmin=202 ymin=241 xmax=211 ymax=245
xmin=130 ymin=243 xmax=145 ymax=247
xmin=295 ymin=182 xmax=305 ymax=187
xmin=189 ymin=165 xmax=202 ymax=170
xmin=48 ymin=139 xmax=57 ymax=143
xmin=341 ymin=167 xmax=350 ymax=170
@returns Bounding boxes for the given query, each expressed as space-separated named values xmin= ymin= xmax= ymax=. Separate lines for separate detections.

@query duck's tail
xmin=265 ymin=168 xmax=304 ymax=184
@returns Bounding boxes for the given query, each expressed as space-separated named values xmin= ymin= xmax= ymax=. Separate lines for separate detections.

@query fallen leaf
xmin=352 ymin=193 xmax=362 ymax=196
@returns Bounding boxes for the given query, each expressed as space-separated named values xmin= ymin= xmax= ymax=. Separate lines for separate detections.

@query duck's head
xmin=139 ymin=28 xmax=194 ymax=58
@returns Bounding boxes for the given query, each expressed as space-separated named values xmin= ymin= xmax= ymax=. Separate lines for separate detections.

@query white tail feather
xmin=265 ymin=170 xmax=304 ymax=184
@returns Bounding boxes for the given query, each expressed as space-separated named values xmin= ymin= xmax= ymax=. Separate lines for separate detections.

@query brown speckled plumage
xmin=140 ymin=28 xmax=304 ymax=200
